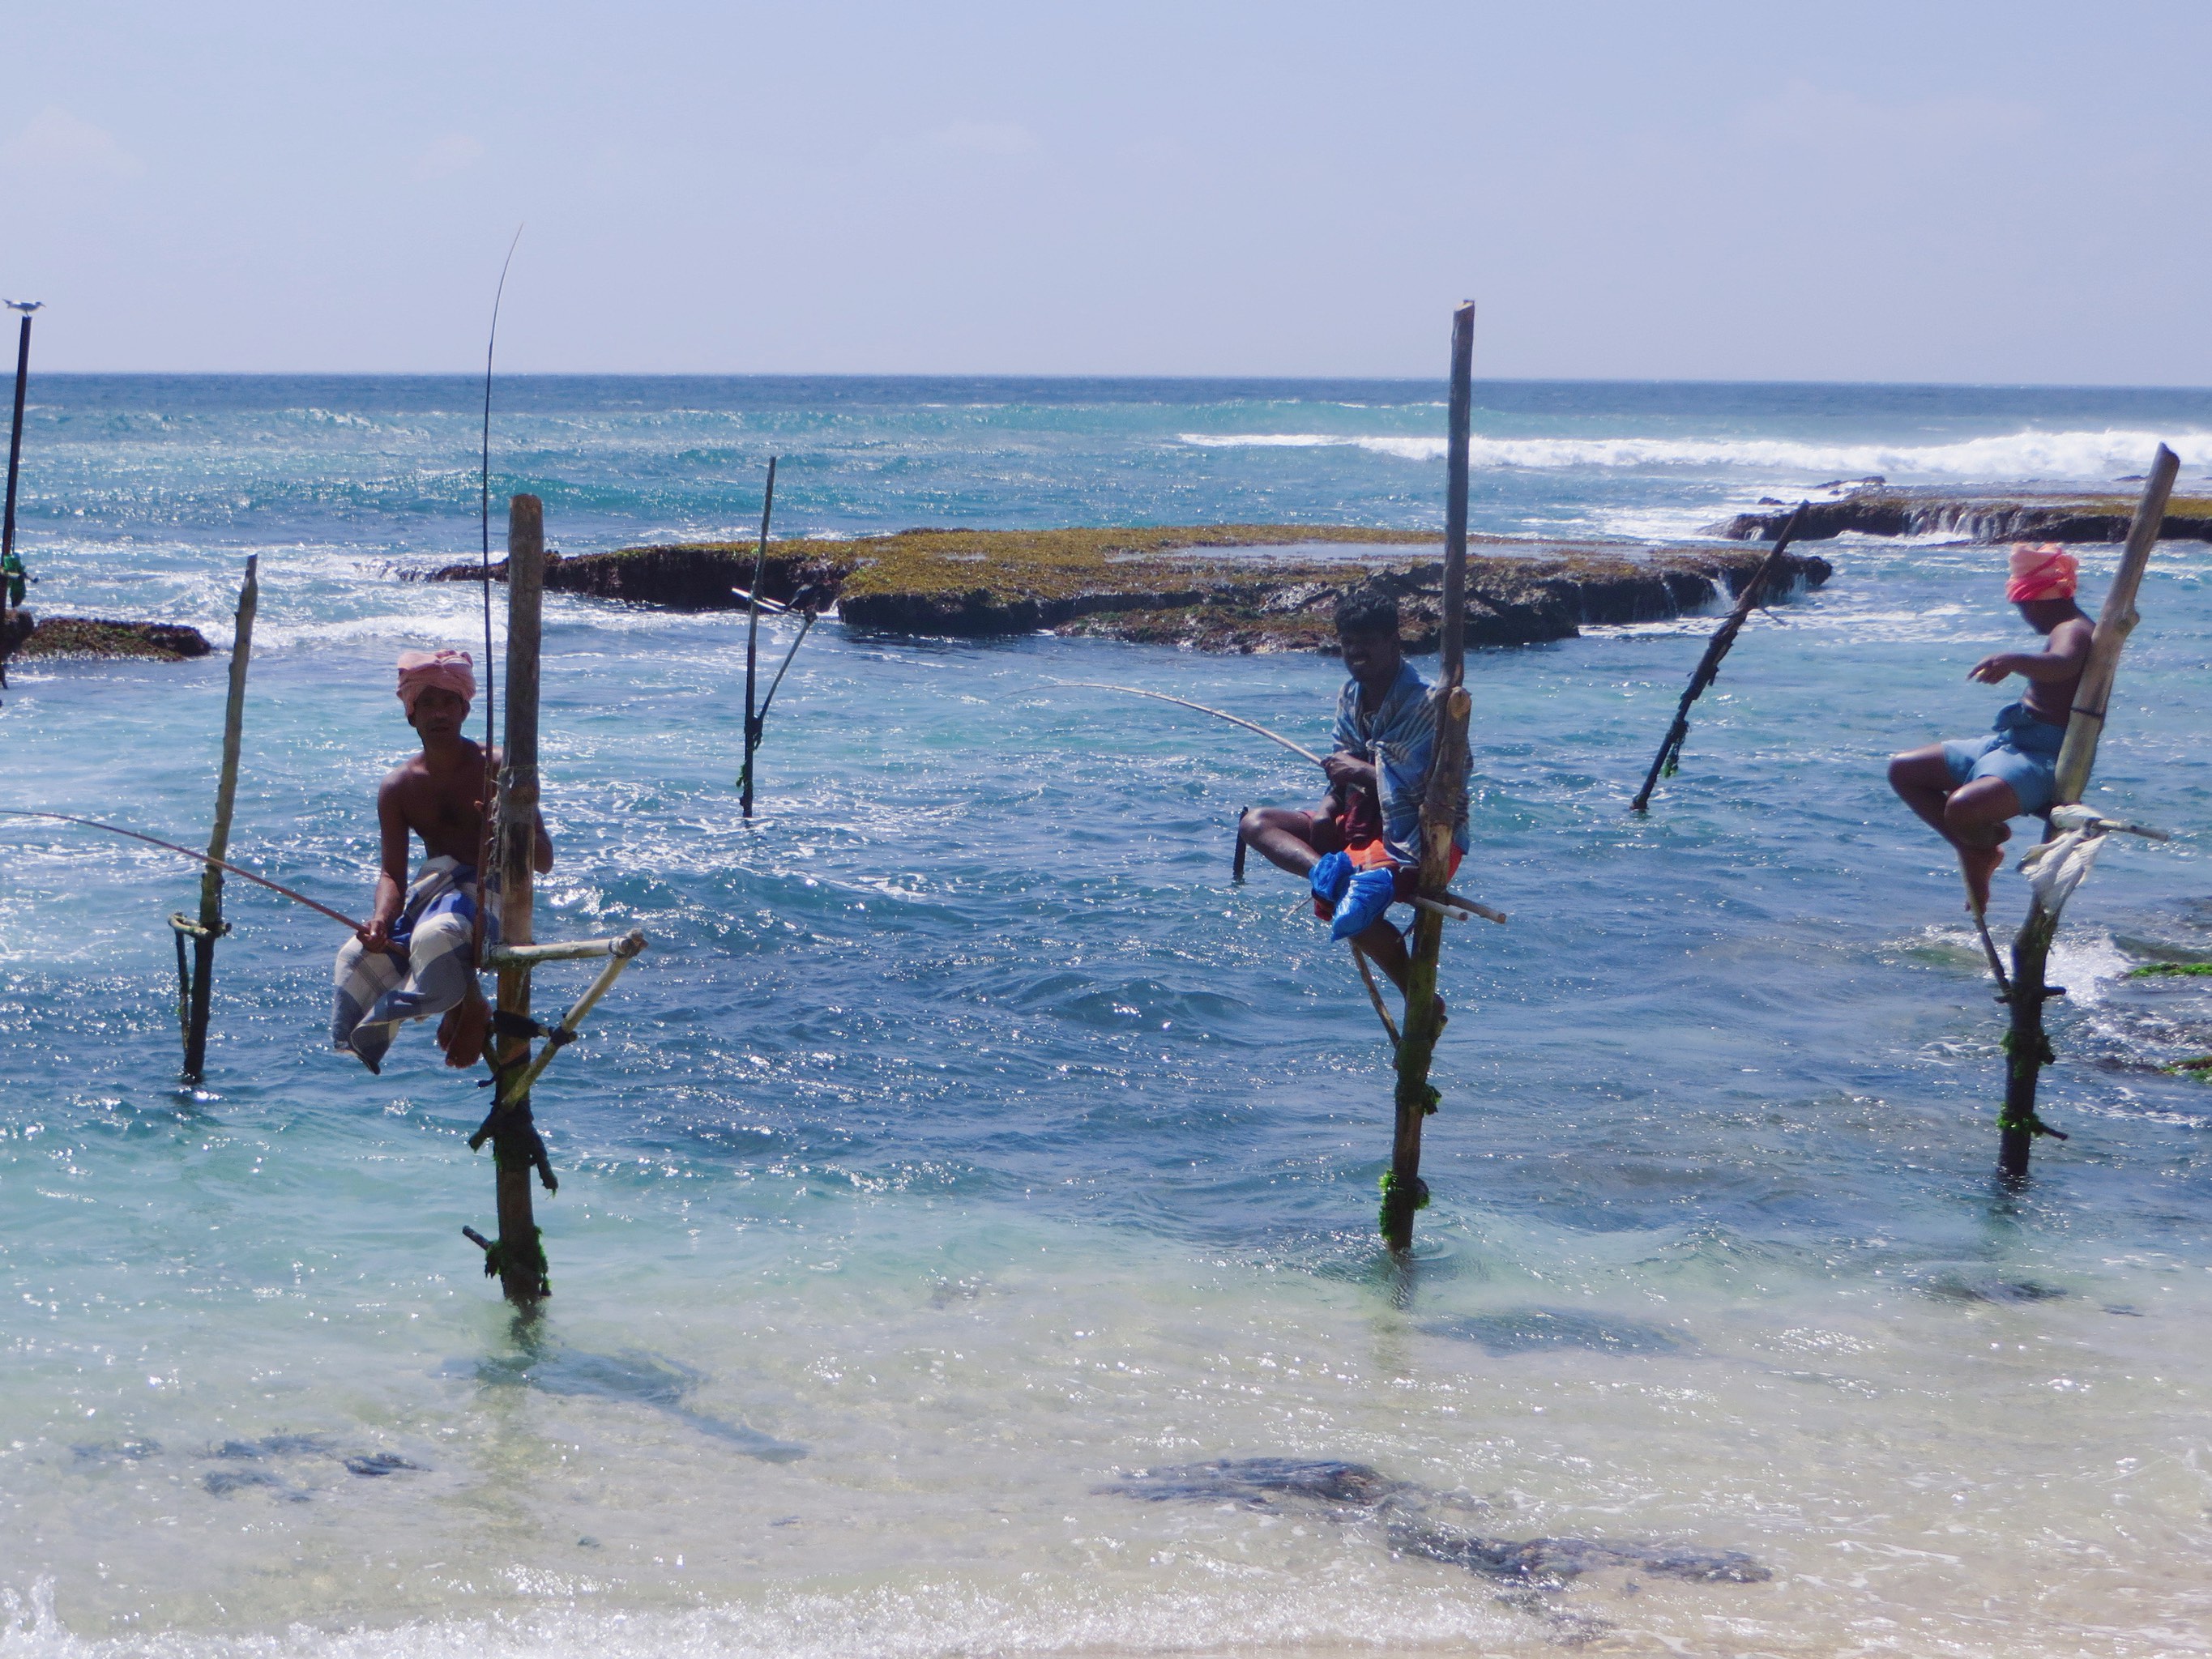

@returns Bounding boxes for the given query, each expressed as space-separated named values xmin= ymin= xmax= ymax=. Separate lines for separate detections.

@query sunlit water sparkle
xmin=3 ymin=377 xmax=2212 ymax=1658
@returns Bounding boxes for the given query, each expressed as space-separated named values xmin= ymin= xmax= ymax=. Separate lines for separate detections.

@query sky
xmin=3 ymin=1 xmax=2208 ymax=382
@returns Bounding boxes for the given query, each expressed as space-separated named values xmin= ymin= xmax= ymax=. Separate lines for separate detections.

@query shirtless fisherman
xmin=1237 ymin=588 xmax=1469 ymax=1008
xmin=331 ymin=649 xmax=553 ymax=1073
xmin=1888 ymin=544 xmax=2092 ymax=916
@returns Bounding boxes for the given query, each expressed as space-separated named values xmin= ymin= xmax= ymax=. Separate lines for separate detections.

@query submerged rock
xmin=466 ymin=1346 xmax=809 ymax=1462
xmin=1422 ymin=1307 xmax=1695 ymax=1356
xmin=6 ymin=612 xmax=214 ymax=661
xmin=1710 ymin=484 xmax=2212 ymax=545
xmin=1100 ymin=1457 xmax=1770 ymax=1588
xmin=428 ymin=525 xmax=1830 ymax=653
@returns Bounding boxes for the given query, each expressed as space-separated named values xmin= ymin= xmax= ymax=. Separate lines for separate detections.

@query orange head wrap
xmin=395 ymin=648 xmax=476 ymax=719
xmin=2006 ymin=543 xmax=2078 ymax=604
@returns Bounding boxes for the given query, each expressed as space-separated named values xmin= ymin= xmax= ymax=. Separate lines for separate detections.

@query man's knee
xmin=1944 ymin=781 xmax=2018 ymax=837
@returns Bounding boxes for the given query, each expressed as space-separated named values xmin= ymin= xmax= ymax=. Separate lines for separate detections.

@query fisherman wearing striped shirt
xmin=1238 ymin=589 xmax=1469 ymax=1011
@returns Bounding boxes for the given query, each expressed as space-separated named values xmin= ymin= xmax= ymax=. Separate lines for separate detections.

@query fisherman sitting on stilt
xmin=1888 ymin=544 xmax=2091 ymax=916
xmin=1238 ymin=587 xmax=1468 ymax=1014
xmin=331 ymin=649 xmax=553 ymax=1074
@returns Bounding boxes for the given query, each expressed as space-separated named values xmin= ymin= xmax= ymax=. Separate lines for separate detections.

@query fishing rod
xmin=1054 ymin=680 xmax=1327 ymax=767
xmin=0 ymin=810 xmax=365 ymax=932
xmin=472 ymin=227 xmax=523 ymax=960
xmin=1057 ymin=679 xmax=1506 ymax=924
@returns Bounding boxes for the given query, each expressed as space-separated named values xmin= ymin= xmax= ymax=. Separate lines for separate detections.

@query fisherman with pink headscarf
xmin=1887 ymin=544 xmax=2094 ymax=915
xmin=330 ymin=649 xmax=553 ymax=1073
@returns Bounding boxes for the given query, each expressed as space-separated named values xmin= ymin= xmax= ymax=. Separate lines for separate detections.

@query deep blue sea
xmin=3 ymin=377 xmax=2210 ymax=1658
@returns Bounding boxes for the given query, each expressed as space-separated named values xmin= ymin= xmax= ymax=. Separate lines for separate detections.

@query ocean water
xmin=2 ymin=376 xmax=2211 ymax=1659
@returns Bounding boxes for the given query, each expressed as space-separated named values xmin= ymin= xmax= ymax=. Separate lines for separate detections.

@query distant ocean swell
xmin=1176 ymin=426 xmax=2212 ymax=480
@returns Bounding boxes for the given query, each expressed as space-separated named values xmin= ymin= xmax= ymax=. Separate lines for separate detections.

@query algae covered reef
xmin=1712 ymin=483 xmax=2212 ymax=544
xmin=430 ymin=524 xmax=1830 ymax=652
xmin=6 ymin=613 xmax=213 ymax=661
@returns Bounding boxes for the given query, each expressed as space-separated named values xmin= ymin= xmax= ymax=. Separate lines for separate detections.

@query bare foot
xmin=438 ymin=991 xmax=491 ymax=1069
xmin=1957 ymin=840 xmax=2005 ymax=917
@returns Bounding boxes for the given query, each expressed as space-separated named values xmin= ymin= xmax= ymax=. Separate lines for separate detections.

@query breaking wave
xmin=1176 ymin=428 xmax=2212 ymax=480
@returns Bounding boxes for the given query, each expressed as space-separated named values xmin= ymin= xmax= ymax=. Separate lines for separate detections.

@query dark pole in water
xmin=1997 ymin=447 xmax=2176 ymax=1182
xmin=488 ymin=493 xmax=551 ymax=1303
xmin=1 ymin=301 xmax=40 ymax=689
xmin=739 ymin=456 xmax=778 ymax=818
xmin=177 ymin=557 xmax=258 ymax=1083
xmin=1630 ymin=501 xmax=1809 ymax=813
xmin=1381 ymin=301 xmax=1475 ymax=1253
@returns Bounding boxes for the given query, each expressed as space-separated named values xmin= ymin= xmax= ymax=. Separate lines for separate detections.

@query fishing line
xmin=473 ymin=226 xmax=523 ymax=955
xmin=0 ymin=810 xmax=365 ymax=932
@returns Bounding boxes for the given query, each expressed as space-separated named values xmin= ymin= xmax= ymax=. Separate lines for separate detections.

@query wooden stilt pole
xmin=1381 ymin=301 xmax=1475 ymax=1252
xmin=1996 ymin=446 xmax=2177 ymax=1182
xmin=175 ymin=556 xmax=258 ymax=1083
xmin=739 ymin=456 xmax=778 ymax=818
xmin=1630 ymin=501 xmax=1809 ymax=812
xmin=0 ymin=302 xmax=38 ymax=691
xmin=488 ymin=494 xmax=550 ymax=1303
xmin=1232 ymin=807 xmax=1249 ymax=881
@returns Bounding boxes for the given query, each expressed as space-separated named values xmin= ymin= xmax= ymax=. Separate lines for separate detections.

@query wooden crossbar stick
xmin=495 ymin=929 xmax=648 ymax=1104
xmin=484 ymin=936 xmax=638 ymax=966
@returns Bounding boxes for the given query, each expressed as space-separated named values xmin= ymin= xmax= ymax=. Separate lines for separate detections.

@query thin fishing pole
xmin=1052 ymin=680 xmax=1327 ymax=767
xmin=0 ymin=810 xmax=365 ymax=932
xmin=480 ymin=225 xmax=523 ymax=767
xmin=473 ymin=226 xmax=523 ymax=958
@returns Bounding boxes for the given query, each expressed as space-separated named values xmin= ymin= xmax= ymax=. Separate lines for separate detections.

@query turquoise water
xmin=3 ymin=377 xmax=2211 ymax=1657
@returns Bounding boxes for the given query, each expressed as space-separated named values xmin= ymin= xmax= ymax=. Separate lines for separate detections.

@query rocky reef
xmin=1711 ymin=484 xmax=2212 ymax=544
xmin=428 ymin=525 xmax=1830 ymax=653
xmin=4 ymin=612 xmax=213 ymax=661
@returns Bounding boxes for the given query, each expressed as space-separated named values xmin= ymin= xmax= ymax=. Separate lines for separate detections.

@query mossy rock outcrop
xmin=1711 ymin=486 xmax=2212 ymax=545
xmin=6 ymin=612 xmax=213 ymax=661
xmin=430 ymin=525 xmax=1830 ymax=653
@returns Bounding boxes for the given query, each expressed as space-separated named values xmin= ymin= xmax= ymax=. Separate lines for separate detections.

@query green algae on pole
xmin=173 ymin=556 xmax=258 ymax=1084
xmin=1997 ymin=446 xmax=2178 ymax=1183
xmin=1381 ymin=301 xmax=1477 ymax=1253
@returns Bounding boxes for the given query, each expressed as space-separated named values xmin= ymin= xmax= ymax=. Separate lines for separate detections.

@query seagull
xmin=3 ymin=301 xmax=42 ymax=316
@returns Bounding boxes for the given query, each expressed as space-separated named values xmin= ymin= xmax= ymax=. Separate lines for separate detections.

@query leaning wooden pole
xmin=489 ymin=494 xmax=549 ymax=1302
xmin=1997 ymin=446 xmax=2176 ymax=1182
xmin=739 ymin=455 xmax=777 ymax=819
xmin=177 ymin=556 xmax=258 ymax=1082
xmin=1381 ymin=300 xmax=1475 ymax=1252
xmin=0 ymin=304 xmax=36 ymax=688
xmin=1631 ymin=501 xmax=1808 ymax=812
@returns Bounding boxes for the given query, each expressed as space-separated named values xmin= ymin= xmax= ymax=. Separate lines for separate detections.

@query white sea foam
xmin=1176 ymin=428 xmax=2212 ymax=480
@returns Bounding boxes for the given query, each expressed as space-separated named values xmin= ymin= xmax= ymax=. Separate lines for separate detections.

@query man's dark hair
xmin=1334 ymin=587 xmax=1400 ymax=640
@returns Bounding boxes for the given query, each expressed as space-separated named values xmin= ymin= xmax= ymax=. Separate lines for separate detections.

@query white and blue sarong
xmin=331 ymin=856 xmax=492 ymax=1074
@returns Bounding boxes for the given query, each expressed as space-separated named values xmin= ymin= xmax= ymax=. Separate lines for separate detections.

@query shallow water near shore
xmin=4 ymin=377 xmax=2212 ymax=1657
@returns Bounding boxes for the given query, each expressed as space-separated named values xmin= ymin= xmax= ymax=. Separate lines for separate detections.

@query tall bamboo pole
xmin=489 ymin=494 xmax=549 ymax=1302
xmin=1996 ymin=446 xmax=2176 ymax=1181
xmin=1 ymin=304 xmax=37 ymax=688
xmin=1381 ymin=301 xmax=1475 ymax=1252
xmin=179 ymin=556 xmax=258 ymax=1082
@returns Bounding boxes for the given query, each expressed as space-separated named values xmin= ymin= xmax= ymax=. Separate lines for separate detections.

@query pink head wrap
xmin=395 ymin=648 xmax=476 ymax=719
xmin=2006 ymin=543 xmax=2078 ymax=604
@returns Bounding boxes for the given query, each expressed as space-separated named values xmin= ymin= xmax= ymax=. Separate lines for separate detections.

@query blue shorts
xmin=1942 ymin=703 xmax=2064 ymax=816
